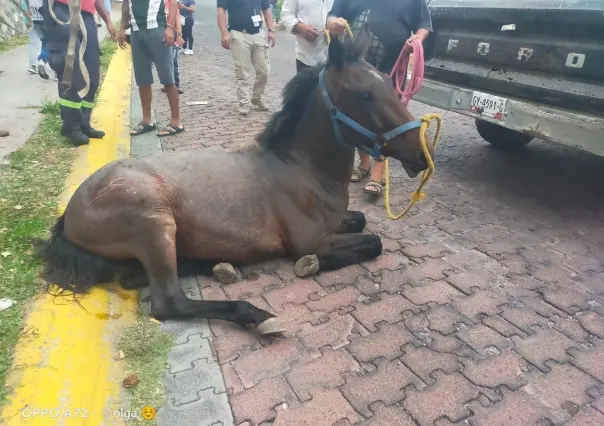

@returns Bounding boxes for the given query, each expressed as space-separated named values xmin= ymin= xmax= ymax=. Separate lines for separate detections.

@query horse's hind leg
xmin=120 ymin=267 xmax=149 ymax=290
xmin=335 ymin=210 xmax=366 ymax=234
xmin=120 ymin=259 xmax=240 ymax=289
xmin=139 ymin=224 xmax=284 ymax=334
xmin=295 ymin=234 xmax=382 ymax=277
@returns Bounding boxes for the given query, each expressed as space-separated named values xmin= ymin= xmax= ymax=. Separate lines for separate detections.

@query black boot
xmin=61 ymin=127 xmax=89 ymax=146
xmin=81 ymin=126 xmax=105 ymax=139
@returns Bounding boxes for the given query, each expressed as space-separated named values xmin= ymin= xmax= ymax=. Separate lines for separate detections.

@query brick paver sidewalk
xmin=150 ymin=2 xmax=604 ymax=424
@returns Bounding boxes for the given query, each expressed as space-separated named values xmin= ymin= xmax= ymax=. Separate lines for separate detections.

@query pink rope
xmin=389 ymin=38 xmax=425 ymax=106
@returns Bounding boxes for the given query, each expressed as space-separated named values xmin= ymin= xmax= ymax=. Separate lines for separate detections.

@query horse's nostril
xmin=419 ymin=152 xmax=428 ymax=167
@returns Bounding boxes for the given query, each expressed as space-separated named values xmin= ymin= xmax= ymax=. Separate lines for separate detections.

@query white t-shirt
xmin=280 ymin=0 xmax=335 ymax=67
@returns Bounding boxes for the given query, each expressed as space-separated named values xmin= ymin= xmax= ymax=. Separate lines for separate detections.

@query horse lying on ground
xmin=37 ymin=30 xmax=432 ymax=335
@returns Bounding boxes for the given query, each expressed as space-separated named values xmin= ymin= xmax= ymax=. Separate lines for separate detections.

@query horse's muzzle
xmin=417 ymin=152 xmax=429 ymax=171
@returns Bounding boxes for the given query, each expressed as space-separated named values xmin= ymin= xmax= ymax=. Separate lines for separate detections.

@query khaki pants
xmin=230 ymin=29 xmax=269 ymax=106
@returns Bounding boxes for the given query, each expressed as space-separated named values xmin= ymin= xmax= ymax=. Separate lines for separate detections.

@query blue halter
xmin=318 ymin=68 xmax=423 ymax=162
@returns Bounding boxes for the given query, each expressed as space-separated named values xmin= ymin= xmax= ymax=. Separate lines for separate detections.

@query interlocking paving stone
xmin=145 ymin=0 xmax=604 ymax=424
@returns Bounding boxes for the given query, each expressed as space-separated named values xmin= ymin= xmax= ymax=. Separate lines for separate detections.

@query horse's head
xmin=321 ymin=29 xmax=432 ymax=177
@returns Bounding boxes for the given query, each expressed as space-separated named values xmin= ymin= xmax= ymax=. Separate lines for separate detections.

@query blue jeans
xmin=29 ymin=22 xmax=48 ymax=66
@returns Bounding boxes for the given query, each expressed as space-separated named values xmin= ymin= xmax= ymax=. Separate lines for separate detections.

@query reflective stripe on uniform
xmin=58 ymin=98 xmax=82 ymax=109
xmin=81 ymin=100 xmax=95 ymax=108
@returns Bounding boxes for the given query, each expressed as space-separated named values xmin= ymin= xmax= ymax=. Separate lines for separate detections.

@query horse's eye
xmin=358 ymin=92 xmax=373 ymax=102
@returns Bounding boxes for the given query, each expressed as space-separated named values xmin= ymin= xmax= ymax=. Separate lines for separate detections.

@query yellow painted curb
xmin=1 ymin=47 xmax=137 ymax=426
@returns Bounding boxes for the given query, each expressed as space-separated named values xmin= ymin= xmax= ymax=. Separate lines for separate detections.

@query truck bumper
xmin=414 ymin=78 xmax=604 ymax=157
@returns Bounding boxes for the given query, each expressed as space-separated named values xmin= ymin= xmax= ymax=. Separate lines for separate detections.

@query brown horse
xmin=37 ymin=31 xmax=432 ymax=335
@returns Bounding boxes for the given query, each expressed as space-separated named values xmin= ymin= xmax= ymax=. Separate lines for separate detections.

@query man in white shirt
xmin=281 ymin=0 xmax=334 ymax=72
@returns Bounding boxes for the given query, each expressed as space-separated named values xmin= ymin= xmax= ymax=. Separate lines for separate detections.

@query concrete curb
xmin=130 ymin=79 xmax=234 ymax=426
xmin=1 ymin=47 xmax=137 ymax=426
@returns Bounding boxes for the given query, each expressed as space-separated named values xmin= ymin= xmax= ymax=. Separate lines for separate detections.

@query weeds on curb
xmin=0 ymin=99 xmax=74 ymax=404
xmin=118 ymin=314 xmax=173 ymax=425
xmin=0 ymin=34 xmax=119 ymax=405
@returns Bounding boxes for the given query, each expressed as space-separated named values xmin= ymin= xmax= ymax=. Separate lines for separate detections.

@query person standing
xmin=281 ymin=0 xmax=333 ymax=73
xmin=269 ymin=0 xmax=278 ymax=24
xmin=180 ymin=0 xmax=196 ymax=54
xmin=118 ymin=0 xmax=185 ymax=137
xmin=162 ymin=0 xmax=185 ymax=94
xmin=217 ymin=0 xmax=275 ymax=116
xmin=26 ymin=0 xmax=52 ymax=78
xmin=326 ymin=0 xmax=432 ymax=198
xmin=42 ymin=0 xmax=116 ymax=145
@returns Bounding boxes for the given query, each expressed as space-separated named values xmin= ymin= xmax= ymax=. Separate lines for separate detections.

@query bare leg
xmin=335 ymin=210 xmax=366 ymax=234
xmin=139 ymin=85 xmax=153 ymax=124
xmin=358 ymin=151 xmax=372 ymax=174
xmin=164 ymin=83 xmax=181 ymax=126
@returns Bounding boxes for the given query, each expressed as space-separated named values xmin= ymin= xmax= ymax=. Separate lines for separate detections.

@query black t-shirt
xmin=328 ymin=0 xmax=433 ymax=73
xmin=217 ymin=0 xmax=270 ymax=33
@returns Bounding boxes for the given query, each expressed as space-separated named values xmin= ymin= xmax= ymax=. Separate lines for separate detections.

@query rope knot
xmin=411 ymin=191 xmax=425 ymax=202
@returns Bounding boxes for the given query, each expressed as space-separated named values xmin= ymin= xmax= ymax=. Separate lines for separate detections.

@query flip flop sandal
xmin=158 ymin=123 xmax=185 ymax=137
xmin=350 ymin=165 xmax=371 ymax=182
xmin=363 ymin=180 xmax=383 ymax=196
xmin=161 ymin=87 xmax=184 ymax=94
xmin=130 ymin=122 xmax=156 ymax=136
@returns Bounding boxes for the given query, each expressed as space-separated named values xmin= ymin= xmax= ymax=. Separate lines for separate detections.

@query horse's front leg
xmin=294 ymin=233 xmax=382 ymax=277
xmin=139 ymin=224 xmax=284 ymax=335
xmin=335 ymin=210 xmax=367 ymax=234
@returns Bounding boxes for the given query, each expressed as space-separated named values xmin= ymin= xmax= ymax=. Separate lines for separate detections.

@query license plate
xmin=470 ymin=92 xmax=507 ymax=120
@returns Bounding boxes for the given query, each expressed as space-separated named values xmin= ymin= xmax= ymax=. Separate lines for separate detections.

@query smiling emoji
xmin=141 ymin=406 xmax=155 ymax=420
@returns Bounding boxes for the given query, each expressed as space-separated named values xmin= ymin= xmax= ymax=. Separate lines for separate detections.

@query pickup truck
xmin=415 ymin=0 xmax=604 ymax=156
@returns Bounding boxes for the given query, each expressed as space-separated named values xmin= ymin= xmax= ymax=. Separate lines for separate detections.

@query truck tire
xmin=475 ymin=119 xmax=533 ymax=150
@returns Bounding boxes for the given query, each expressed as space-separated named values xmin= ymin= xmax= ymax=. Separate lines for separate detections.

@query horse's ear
xmin=352 ymin=25 xmax=372 ymax=59
xmin=328 ymin=34 xmax=345 ymax=69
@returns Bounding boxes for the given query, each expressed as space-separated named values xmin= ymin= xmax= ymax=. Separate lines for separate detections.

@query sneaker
xmin=251 ymin=98 xmax=269 ymax=111
xmin=184 ymin=49 xmax=194 ymax=55
xmin=27 ymin=65 xmax=38 ymax=75
xmin=238 ymin=104 xmax=250 ymax=116
xmin=37 ymin=60 xmax=50 ymax=80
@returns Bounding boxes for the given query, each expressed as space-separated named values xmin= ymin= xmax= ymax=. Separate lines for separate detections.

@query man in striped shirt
xmin=118 ymin=0 xmax=184 ymax=137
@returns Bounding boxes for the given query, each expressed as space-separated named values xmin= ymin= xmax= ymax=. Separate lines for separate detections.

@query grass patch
xmin=100 ymin=37 xmax=118 ymax=76
xmin=118 ymin=315 xmax=173 ymax=425
xmin=0 ymin=34 xmax=28 ymax=53
xmin=0 ymin=36 xmax=119 ymax=406
xmin=0 ymin=99 xmax=75 ymax=405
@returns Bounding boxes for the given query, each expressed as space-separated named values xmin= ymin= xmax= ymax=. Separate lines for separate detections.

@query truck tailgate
xmin=425 ymin=0 xmax=604 ymax=115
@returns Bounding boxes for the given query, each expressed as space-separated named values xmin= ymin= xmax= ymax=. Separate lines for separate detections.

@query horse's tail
xmin=36 ymin=215 xmax=119 ymax=295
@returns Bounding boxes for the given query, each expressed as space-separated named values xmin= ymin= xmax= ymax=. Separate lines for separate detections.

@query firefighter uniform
xmin=42 ymin=0 xmax=103 ymax=145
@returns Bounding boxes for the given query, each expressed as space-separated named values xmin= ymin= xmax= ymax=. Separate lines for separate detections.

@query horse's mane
xmin=256 ymin=37 xmax=366 ymax=153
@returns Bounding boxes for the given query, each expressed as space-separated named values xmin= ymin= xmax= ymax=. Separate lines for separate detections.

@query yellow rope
xmin=324 ymin=21 xmax=354 ymax=45
xmin=384 ymin=113 xmax=441 ymax=219
xmin=324 ymin=20 xmax=442 ymax=220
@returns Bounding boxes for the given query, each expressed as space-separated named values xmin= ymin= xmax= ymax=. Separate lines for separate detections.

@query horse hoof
xmin=256 ymin=317 xmax=287 ymax=335
xmin=294 ymin=255 xmax=320 ymax=278
xmin=212 ymin=263 xmax=238 ymax=284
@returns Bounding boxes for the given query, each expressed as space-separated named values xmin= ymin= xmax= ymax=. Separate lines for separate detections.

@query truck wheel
xmin=475 ymin=119 xmax=533 ymax=150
